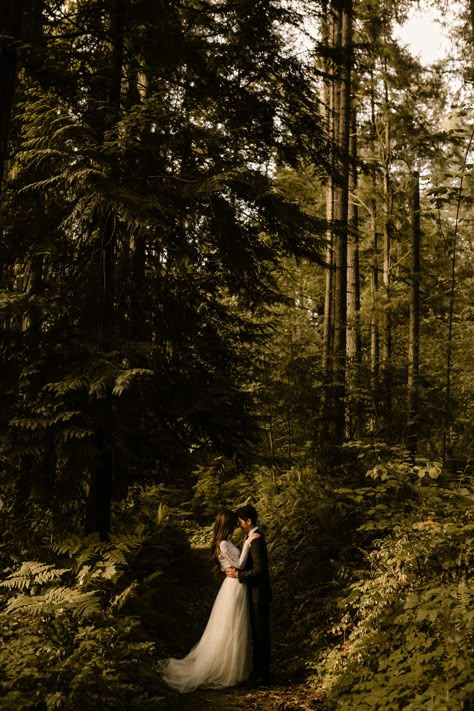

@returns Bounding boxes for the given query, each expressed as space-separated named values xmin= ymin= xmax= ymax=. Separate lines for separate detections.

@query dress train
xmin=160 ymin=539 xmax=252 ymax=693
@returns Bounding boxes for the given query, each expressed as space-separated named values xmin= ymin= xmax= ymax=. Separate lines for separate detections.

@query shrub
xmin=0 ymin=520 xmax=187 ymax=710
xmin=307 ymin=457 xmax=473 ymax=710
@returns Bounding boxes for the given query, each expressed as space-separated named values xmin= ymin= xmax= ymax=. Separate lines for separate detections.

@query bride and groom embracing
xmin=161 ymin=504 xmax=272 ymax=693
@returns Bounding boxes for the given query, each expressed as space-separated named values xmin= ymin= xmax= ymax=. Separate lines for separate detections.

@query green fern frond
xmin=44 ymin=585 xmax=73 ymax=605
xmin=0 ymin=562 xmax=70 ymax=590
xmin=156 ymin=502 xmax=169 ymax=527
xmin=102 ymin=550 xmax=126 ymax=569
xmin=108 ymin=529 xmax=145 ymax=552
xmin=70 ymin=544 xmax=104 ymax=571
xmin=69 ymin=590 xmax=102 ymax=619
xmin=5 ymin=588 xmax=101 ymax=619
xmin=5 ymin=593 xmax=53 ymax=616
xmin=76 ymin=565 xmax=92 ymax=587
xmin=455 ymin=579 xmax=472 ymax=608
xmin=111 ymin=581 xmax=139 ymax=611
xmin=51 ymin=535 xmax=102 ymax=565
xmin=52 ymin=536 xmax=93 ymax=557
xmin=93 ymin=560 xmax=119 ymax=580
xmin=51 ymin=534 xmax=143 ymax=578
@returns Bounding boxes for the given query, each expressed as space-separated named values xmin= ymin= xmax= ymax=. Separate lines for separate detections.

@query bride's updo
xmin=210 ymin=509 xmax=238 ymax=574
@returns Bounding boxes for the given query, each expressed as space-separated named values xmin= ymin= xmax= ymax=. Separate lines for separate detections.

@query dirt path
xmin=160 ymin=547 xmax=324 ymax=711
xmin=164 ymin=682 xmax=323 ymax=711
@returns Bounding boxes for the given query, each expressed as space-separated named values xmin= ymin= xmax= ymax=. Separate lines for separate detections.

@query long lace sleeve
xmin=219 ymin=539 xmax=251 ymax=570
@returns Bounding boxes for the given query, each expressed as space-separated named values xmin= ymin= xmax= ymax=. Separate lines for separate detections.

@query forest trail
xmin=161 ymin=547 xmax=324 ymax=711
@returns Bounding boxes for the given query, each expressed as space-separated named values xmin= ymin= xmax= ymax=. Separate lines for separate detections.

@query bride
xmin=160 ymin=509 xmax=260 ymax=693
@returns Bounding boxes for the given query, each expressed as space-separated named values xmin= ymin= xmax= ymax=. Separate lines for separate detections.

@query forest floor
xmin=160 ymin=547 xmax=325 ymax=711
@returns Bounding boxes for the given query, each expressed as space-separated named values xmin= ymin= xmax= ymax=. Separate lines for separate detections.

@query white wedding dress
xmin=160 ymin=539 xmax=252 ymax=693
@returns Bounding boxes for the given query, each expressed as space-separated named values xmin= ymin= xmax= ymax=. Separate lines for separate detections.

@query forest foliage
xmin=0 ymin=0 xmax=473 ymax=709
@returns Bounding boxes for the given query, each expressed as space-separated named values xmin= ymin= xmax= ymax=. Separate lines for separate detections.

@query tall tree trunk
xmin=320 ymin=0 xmax=352 ymax=451
xmin=381 ymin=74 xmax=393 ymax=434
xmin=368 ymin=75 xmax=379 ymax=430
xmin=126 ymin=60 xmax=148 ymax=344
xmin=442 ymin=125 xmax=474 ymax=463
xmin=322 ymin=232 xmax=335 ymax=380
xmin=85 ymin=0 xmax=125 ymax=539
xmin=407 ymin=171 xmax=421 ymax=456
xmin=346 ymin=106 xmax=361 ymax=438
xmin=320 ymin=0 xmax=335 ymax=448
xmin=370 ymin=222 xmax=379 ymax=382
xmin=331 ymin=0 xmax=352 ymax=443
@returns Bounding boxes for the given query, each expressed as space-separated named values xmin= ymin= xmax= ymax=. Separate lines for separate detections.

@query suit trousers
xmin=249 ymin=600 xmax=271 ymax=679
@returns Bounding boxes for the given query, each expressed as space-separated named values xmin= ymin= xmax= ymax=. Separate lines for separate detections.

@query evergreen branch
xmin=112 ymin=368 xmax=155 ymax=396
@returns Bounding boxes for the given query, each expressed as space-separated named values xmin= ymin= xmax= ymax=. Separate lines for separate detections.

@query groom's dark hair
xmin=235 ymin=504 xmax=258 ymax=525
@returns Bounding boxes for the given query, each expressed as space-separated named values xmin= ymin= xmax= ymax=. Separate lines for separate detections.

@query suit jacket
xmin=238 ymin=528 xmax=272 ymax=604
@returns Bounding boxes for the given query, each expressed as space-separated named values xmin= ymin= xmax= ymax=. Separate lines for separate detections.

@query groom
xmin=225 ymin=504 xmax=272 ymax=687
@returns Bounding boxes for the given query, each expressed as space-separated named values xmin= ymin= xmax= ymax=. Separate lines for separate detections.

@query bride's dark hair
xmin=210 ymin=509 xmax=238 ymax=574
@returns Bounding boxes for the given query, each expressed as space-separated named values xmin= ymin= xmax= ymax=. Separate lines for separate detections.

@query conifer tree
xmin=0 ymin=0 xmax=328 ymax=535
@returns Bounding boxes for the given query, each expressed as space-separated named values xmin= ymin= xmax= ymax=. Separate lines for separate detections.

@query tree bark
xmin=368 ymin=76 xmax=379 ymax=430
xmin=381 ymin=73 xmax=393 ymax=433
xmin=86 ymin=0 xmax=125 ymax=539
xmin=320 ymin=0 xmax=335 ymax=448
xmin=85 ymin=422 xmax=113 ymax=539
xmin=331 ymin=0 xmax=352 ymax=443
xmin=407 ymin=171 xmax=421 ymax=456
xmin=441 ymin=125 xmax=474 ymax=462
xmin=346 ymin=106 xmax=361 ymax=438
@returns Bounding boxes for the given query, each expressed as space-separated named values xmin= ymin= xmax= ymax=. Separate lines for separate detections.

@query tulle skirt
xmin=161 ymin=576 xmax=252 ymax=693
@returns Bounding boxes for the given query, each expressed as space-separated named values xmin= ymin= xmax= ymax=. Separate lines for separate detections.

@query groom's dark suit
xmin=238 ymin=528 xmax=272 ymax=682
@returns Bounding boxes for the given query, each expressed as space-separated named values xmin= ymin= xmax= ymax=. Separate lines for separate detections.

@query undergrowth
xmin=0 ymin=447 xmax=472 ymax=710
xmin=246 ymin=446 xmax=473 ymax=710
xmin=0 ymin=500 xmax=189 ymax=710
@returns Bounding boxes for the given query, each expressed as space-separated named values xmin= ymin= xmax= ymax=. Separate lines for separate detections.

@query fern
xmin=52 ymin=534 xmax=100 ymax=558
xmin=108 ymin=528 xmax=146 ymax=552
xmin=111 ymin=581 xmax=139 ymax=612
xmin=5 ymin=588 xmax=101 ymax=619
xmin=0 ymin=513 xmax=182 ymax=710
xmin=0 ymin=562 xmax=71 ymax=591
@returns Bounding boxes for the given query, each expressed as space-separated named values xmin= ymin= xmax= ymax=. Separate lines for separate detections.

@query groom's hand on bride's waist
xmin=225 ymin=567 xmax=238 ymax=578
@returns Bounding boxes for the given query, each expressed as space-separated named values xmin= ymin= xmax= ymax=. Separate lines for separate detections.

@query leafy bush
xmin=235 ymin=450 xmax=473 ymax=709
xmin=0 ymin=519 xmax=188 ymax=710
xmin=305 ymin=457 xmax=473 ymax=710
xmin=244 ymin=466 xmax=353 ymax=661
xmin=191 ymin=457 xmax=255 ymax=519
